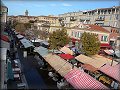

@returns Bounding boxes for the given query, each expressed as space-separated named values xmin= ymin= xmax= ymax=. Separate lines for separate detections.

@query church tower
xmin=25 ymin=10 xmax=28 ymax=16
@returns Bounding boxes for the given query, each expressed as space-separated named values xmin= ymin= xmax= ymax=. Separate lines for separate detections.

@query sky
xmin=2 ymin=0 xmax=120 ymax=16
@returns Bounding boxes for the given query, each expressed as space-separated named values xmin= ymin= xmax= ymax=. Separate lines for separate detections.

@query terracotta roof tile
xmin=85 ymin=24 xmax=110 ymax=33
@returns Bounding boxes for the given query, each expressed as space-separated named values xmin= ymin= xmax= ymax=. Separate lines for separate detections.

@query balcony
xmin=70 ymin=17 xmax=77 ymax=21
xmin=95 ymin=18 xmax=105 ymax=21
xmin=80 ymin=19 xmax=90 ymax=22
xmin=59 ymin=17 xmax=64 ymax=21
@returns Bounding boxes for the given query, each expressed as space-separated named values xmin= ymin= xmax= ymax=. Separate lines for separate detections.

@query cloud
xmin=62 ymin=3 xmax=72 ymax=6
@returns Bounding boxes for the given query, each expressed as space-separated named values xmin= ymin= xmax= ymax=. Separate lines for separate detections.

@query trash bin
xmin=23 ymin=51 xmax=27 ymax=58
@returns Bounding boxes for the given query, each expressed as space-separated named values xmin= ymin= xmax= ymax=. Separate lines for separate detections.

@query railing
xmin=95 ymin=18 xmax=104 ymax=21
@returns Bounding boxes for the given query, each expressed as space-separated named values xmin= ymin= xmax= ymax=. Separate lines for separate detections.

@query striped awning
xmin=99 ymin=63 xmax=120 ymax=82
xmin=104 ymin=50 xmax=112 ymax=55
xmin=60 ymin=46 xmax=74 ymax=55
xmin=64 ymin=69 xmax=108 ymax=89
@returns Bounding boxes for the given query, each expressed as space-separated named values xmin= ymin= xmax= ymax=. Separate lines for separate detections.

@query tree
xmin=48 ymin=28 xmax=70 ymax=50
xmin=81 ymin=32 xmax=100 ymax=56
xmin=15 ymin=23 xmax=26 ymax=33
xmin=24 ymin=23 xmax=31 ymax=30
xmin=11 ymin=20 xmax=18 ymax=29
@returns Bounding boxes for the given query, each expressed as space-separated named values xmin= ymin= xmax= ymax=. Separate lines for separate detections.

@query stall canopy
xmin=31 ymin=39 xmax=43 ymax=42
xmin=75 ymin=54 xmax=118 ymax=68
xmin=16 ymin=34 xmax=24 ymax=39
xmin=99 ymin=63 xmax=120 ymax=82
xmin=91 ymin=55 xmax=118 ymax=67
xmin=81 ymin=64 xmax=98 ymax=72
xmin=0 ymin=35 xmax=9 ymax=42
xmin=60 ymin=46 xmax=74 ymax=55
xmin=34 ymin=46 xmax=48 ymax=57
xmin=115 ymin=50 xmax=120 ymax=58
xmin=104 ymin=50 xmax=113 ymax=55
xmin=44 ymin=53 xmax=77 ymax=76
xmin=48 ymin=49 xmax=63 ymax=54
xmin=64 ymin=69 xmax=108 ymax=89
xmin=20 ymin=38 xmax=34 ymax=48
xmin=58 ymin=54 xmax=74 ymax=60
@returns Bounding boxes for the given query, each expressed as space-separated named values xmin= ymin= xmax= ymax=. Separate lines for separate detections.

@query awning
xmin=71 ymin=38 xmax=80 ymax=43
xmin=60 ymin=46 xmax=74 ymax=55
xmin=20 ymin=38 xmax=34 ymax=48
xmin=44 ymin=53 xmax=77 ymax=76
xmin=58 ymin=54 xmax=74 ymax=60
xmin=75 ymin=54 xmax=118 ymax=68
xmin=41 ymin=41 xmax=49 ymax=46
xmin=100 ymin=43 xmax=112 ymax=48
xmin=115 ymin=50 xmax=120 ymax=58
xmin=81 ymin=64 xmax=98 ymax=72
xmin=48 ymin=49 xmax=63 ymax=54
xmin=16 ymin=34 xmax=24 ymax=39
xmin=3 ymin=31 xmax=9 ymax=36
xmin=7 ymin=60 xmax=14 ymax=80
xmin=31 ymin=39 xmax=43 ymax=42
xmin=99 ymin=63 xmax=120 ymax=82
xmin=64 ymin=69 xmax=108 ymax=89
xmin=104 ymin=50 xmax=113 ymax=55
xmin=34 ymin=46 xmax=48 ymax=57
xmin=0 ymin=35 xmax=9 ymax=42
xmin=91 ymin=55 xmax=118 ymax=67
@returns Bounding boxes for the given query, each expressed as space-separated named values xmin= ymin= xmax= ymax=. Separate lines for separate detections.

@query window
xmin=101 ymin=36 xmax=108 ymax=42
xmin=75 ymin=32 xmax=77 ymax=37
xmin=78 ymin=32 xmax=81 ymax=37
xmin=71 ymin=31 xmax=74 ymax=36
xmin=104 ymin=36 xmax=108 ymax=41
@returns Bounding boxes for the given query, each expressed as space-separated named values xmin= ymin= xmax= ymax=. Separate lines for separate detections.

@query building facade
xmin=59 ymin=6 xmax=120 ymax=29
xmin=1 ymin=2 xmax=8 ymax=31
xmin=67 ymin=23 xmax=110 ymax=47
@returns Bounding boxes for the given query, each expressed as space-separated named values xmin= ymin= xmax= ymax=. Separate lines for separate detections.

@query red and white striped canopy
xmin=99 ymin=63 xmax=120 ymax=82
xmin=64 ymin=69 xmax=108 ymax=89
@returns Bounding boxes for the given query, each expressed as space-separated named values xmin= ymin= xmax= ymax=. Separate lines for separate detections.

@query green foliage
xmin=12 ymin=20 xmax=18 ymax=28
xmin=48 ymin=28 xmax=70 ymax=50
xmin=81 ymin=32 xmax=100 ymax=56
xmin=29 ymin=20 xmax=35 ymax=23
xmin=24 ymin=23 xmax=31 ymax=29
xmin=15 ymin=23 xmax=26 ymax=33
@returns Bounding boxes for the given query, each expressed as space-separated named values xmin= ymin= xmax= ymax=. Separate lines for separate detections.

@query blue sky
xmin=2 ymin=0 xmax=119 ymax=16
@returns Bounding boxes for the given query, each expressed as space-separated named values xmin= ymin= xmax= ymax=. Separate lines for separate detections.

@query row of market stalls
xmin=32 ymin=42 xmax=120 ymax=89
xmin=12 ymin=31 xmax=120 ymax=89
xmin=14 ymin=32 xmax=35 ymax=57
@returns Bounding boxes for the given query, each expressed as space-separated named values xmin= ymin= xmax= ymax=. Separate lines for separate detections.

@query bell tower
xmin=25 ymin=10 xmax=28 ymax=16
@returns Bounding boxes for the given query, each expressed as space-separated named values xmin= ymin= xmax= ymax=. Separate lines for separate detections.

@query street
xmin=17 ymin=48 xmax=58 ymax=89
